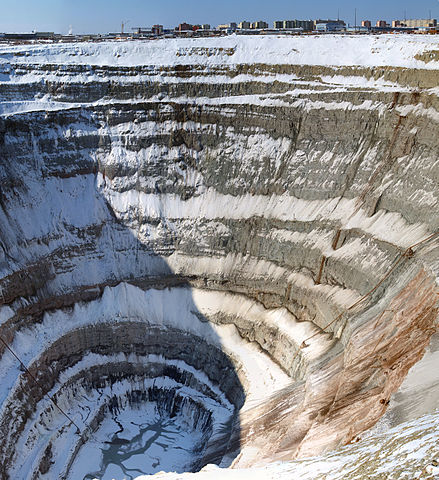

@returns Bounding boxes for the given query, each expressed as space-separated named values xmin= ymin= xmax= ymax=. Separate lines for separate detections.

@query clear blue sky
xmin=1 ymin=0 xmax=439 ymax=34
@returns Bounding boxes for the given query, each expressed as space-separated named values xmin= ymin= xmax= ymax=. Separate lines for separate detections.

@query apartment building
xmin=177 ymin=23 xmax=193 ymax=32
xmin=393 ymin=18 xmax=437 ymax=28
xmin=238 ymin=21 xmax=251 ymax=29
xmin=273 ymin=20 xmax=314 ymax=31
xmin=217 ymin=23 xmax=237 ymax=31
xmin=251 ymin=21 xmax=269 ymax=29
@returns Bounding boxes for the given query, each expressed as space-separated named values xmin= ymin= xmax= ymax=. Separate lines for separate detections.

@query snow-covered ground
xmin=134 ymin=409 xmax=439 ymax=480
xmin=0 ymin=34 xmax=439 ymax=69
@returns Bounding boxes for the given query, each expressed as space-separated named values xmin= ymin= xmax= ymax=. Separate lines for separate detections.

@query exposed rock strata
xmin=0 ymin=36 xmax=437 ymax=479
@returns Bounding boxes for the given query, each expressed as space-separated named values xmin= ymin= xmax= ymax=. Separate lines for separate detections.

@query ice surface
xmin=69 ymin=405 xmax=206 ymax=479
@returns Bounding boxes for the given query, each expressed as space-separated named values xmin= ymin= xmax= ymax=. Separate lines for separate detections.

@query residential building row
xmin=213 ymin=17 xmax=438 ymax=33
xmin=392 ymin=18 xmax=437 ymax=28
xmin=1 ymin=17 xmax=438 ymax=44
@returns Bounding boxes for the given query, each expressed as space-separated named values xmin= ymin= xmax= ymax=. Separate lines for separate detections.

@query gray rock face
xmin=0 ymin=37 xmax=437 ymax=479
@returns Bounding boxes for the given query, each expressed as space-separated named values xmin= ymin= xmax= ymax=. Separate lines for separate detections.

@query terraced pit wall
xmin=0 ymin=37 xmax=438 ymax=479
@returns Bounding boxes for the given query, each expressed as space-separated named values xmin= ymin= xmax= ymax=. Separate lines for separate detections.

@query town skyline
xmin=1 ymin=0 xmax=439 ymax=34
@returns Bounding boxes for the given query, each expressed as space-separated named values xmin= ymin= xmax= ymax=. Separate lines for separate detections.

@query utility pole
xmin=354 ymin=7 xmax=357 ymax=32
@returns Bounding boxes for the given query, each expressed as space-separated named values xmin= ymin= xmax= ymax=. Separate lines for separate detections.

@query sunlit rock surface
xmin=0 ymin=35 xmax=438 ymax=479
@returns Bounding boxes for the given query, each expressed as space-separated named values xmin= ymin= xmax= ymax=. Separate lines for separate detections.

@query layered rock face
xmin=0 ymin=35 xmax=438 ymax=479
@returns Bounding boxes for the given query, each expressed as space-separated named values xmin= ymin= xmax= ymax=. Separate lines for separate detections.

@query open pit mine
xmin=0 ymin=34 xmax=438 ymax=480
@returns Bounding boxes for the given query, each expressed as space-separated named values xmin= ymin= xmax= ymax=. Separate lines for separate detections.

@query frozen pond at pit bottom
xmin=68 ymin=405 xmax=206 ymax=480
